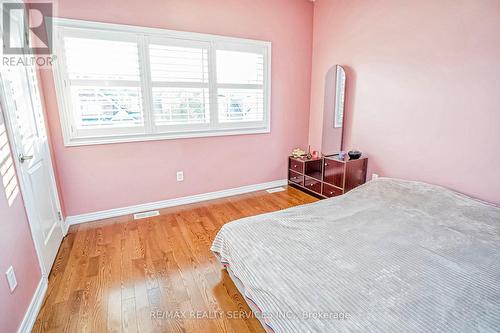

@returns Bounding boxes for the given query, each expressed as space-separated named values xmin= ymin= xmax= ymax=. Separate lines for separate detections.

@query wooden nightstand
xmin=288 ymin=155 xmax=368 ymax=198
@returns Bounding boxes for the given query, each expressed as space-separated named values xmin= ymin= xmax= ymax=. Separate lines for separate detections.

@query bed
xmin=211 ymin=178 xmax=500 ymax=332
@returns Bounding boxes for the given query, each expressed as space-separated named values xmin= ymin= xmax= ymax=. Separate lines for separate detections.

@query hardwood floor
xmin=33 ymin=186 xmax=317 ymax=333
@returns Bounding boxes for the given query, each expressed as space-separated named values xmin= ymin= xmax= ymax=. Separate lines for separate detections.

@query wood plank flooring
xmin=32 ymin=186 xmax=317 ymax=333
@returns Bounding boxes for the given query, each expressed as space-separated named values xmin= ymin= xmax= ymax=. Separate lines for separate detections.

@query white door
xmin=0 ymin=13 xmax=64 ymax=276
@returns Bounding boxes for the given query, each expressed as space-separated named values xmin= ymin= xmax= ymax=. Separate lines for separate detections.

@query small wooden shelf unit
xmin=288 ymin=155 xmax=368 ymax=198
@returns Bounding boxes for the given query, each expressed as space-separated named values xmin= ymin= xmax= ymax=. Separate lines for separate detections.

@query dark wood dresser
xmin=288 ymin=155 xmax=368 ymax=198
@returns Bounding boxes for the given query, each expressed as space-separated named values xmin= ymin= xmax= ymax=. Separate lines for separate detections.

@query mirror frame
xmin=334 ymin=65 xmax=346 ymax=128
xmin=321 ymin=64 xmax=346 ymax=156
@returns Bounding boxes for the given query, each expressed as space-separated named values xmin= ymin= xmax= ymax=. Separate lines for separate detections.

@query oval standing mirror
xmin=321 ymin=65 xmax=346 ymax=156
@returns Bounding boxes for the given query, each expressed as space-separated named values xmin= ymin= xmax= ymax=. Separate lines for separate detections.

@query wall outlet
xmin=176 ymin=171 xmax=184 ymax=182
xmin=5 ymin=266 xmax=17 ymax=292
xmin=372 ymin=173 xmax=379 ymax=180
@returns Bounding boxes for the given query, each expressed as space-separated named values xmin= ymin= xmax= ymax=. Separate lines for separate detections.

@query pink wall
xmin=40 ymin=0 xmax=314 ymax=216
xmin=309 ymin=0 xmax=500 ymax=204
xmin=0 ymin=110 xmax=42 ymax=332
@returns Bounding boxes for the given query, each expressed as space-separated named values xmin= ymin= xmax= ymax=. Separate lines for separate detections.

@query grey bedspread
xmin=211 ymin=178 xmax=500 ymax=332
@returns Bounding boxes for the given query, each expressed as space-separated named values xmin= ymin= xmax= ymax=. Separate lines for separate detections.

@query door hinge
xmin=57 ymin=211 xmax=63 ymax=221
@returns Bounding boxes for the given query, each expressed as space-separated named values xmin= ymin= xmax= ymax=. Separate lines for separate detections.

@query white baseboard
xmin=63 ymin=222 xmax=69 ymax=235
xmin=66 ymin=179 xmax=288 ymax=226
xmin=61 ymin=218 xmax=69 ymax=236
xmin=17 ymin=277 xmax=48 ymax=333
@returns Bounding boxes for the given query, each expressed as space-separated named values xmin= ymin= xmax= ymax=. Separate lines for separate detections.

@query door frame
xmin=0 ymin=68 xmax=66 ymax=279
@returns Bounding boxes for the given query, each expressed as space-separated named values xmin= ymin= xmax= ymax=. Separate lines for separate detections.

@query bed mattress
xmin=211 ymin=178 xmax=500 ymax=332
xmin=221 ymin=259 xmax=273 ymax=332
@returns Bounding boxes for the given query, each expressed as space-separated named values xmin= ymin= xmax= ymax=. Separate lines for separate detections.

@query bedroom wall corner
xmin=39 ymin=0 xmax=314 ymax=216
xmin=0 ymin=106 xmax=42 ymax=333
xmin=309 ymin=0 xmax=500 ymax=204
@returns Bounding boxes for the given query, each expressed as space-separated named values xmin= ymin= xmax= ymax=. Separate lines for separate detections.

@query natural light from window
xmin=64 ymin=37 xmax=144 ymax=130
xmin=53 ymin=19 xmax=271 ymax=145
xmin=0 ymin=113 xmax=19 ymax=207
xmin=216 ymin=50 xmax=265 ymax=123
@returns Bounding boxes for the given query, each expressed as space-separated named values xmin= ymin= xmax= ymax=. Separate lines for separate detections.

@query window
xmin=216 ymin=50 xmax=265 ymax=125
xmin=149 ymin=40 xmax=210 ymax=130
xmin=52 ymin=19 xmax=271 ymax=146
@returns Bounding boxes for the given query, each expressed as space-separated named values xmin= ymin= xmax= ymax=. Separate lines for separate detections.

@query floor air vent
xmin=266 ymin=187 xmax=286 ymax=193
xmin=134 ymin=210 xmax=160 ymax=220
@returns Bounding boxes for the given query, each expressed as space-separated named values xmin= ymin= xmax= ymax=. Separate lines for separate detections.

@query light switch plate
xmin=6 ymin=266 xmax=17 ymax=292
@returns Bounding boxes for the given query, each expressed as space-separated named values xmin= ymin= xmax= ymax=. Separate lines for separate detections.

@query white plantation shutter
xmin=149 ymin=41 xmax=210 ymax=128
xmin=149 ymin=44 xmax=208 ymax=83
xmin=216 ymin=50 xmax=264 ymax=85
xmin=152 ymin=87 xmax=209 ymax=126
xmin=215 ymin=48 xmax=267 ymax=126
xmin=217 ymin=88 xmax=264 ymax=123
xmin=69 ymin=86 xmax=143 ymax=128
xmin=53 ymin=19 xmax=271 ymax=146
xmin=60 ymin=32 xmax=145 ymax=137
xmin=64 ymin=37 xmax=141 ymax=81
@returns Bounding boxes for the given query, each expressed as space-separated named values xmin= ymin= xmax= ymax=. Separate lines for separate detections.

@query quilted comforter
xmin=211 ymin=178 xmax=500 ymax=332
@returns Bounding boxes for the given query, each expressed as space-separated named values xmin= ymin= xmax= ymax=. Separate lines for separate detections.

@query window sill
xmin=63 ymin=126 xmax=271 ymax=147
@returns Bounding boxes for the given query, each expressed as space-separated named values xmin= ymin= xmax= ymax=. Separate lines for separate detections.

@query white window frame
xmin=51 ymin=18 xmax=271 ymax=146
